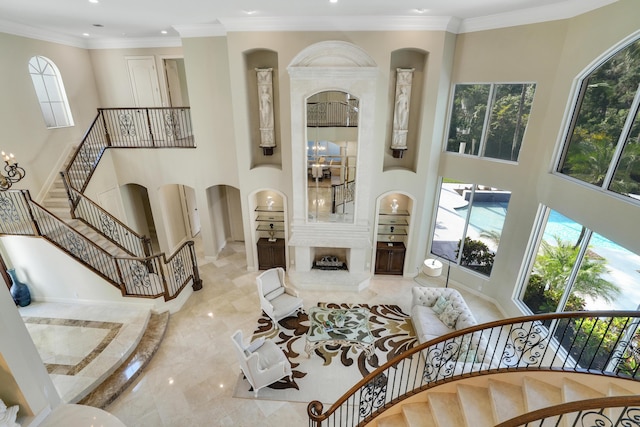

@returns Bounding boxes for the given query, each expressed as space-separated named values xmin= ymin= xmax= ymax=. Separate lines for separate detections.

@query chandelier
xmin=0 ymin=152 xmax=26 ymax=191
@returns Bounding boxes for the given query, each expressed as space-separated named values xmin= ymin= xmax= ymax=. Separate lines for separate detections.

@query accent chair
xmin=256 ymin=267 xmax=304 ymax=327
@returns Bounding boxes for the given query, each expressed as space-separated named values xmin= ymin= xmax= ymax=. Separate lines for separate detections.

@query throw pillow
xmin=438 ymin=304 xmax=461 ymax=329
xmin=431 ymin=295 xmax=450 ymax=315
xmin=461 ymin=349 xmax=477 ymax=363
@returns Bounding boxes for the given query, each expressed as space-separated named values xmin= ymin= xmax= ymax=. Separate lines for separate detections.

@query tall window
xmin=558 ymin=38 xmax=640 ymax=202
xmin=446 ymin=83 xmax=536 ymax=162
xmin=28 ymin=56 xmax=74 ymax=128
xmin=519 ymin=207 xmax=640 ymax=314
xmin=430 ymin=179 xmax=511 ymax=276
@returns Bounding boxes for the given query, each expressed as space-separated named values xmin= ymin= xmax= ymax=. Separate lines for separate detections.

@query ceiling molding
xmin=173 ymin=23 xmax=227 ymax=38
xmin=459 ymin=0 xmax=619 ymax=33
xmin=85 ymin=37 xmax=182 ymax=50
xmin=0 ymin=18 xmax=87 ymax=48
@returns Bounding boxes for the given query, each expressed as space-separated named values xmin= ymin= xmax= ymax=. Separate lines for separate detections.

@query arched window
xmin=557 ymin=37 xmax=640 ymax=202
xmin=28 ymin=56 xmax=74 ymax=128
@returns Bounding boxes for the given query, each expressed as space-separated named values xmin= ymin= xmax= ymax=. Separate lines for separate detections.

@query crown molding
xmin=173 ymin=23 xmax=227 ymax=38
xmin=219 ymin=15 xmax=459 ymax=32
xmin=85 ymin=37 xmax=182 ymax=50
xmin=0 ymin=18 xmax=87 ymax=48
xmin=459 ymin=0 xmax=618 ymax=33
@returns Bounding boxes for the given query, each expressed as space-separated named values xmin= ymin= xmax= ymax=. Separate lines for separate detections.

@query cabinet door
xmin=375 ymin=248 xmax=391 ymax=274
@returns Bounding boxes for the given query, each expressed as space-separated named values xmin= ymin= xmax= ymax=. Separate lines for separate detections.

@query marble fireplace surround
xmin=287 ymin=41 xmax=378 ymax=291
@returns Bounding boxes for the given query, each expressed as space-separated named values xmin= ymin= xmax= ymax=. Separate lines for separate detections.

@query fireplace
xmin=312 ymin=248 xmax=348 ymax=270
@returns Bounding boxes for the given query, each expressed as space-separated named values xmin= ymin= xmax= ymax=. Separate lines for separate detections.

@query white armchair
xmin=256 ymin=267 xmax=304 ymax=326
xmin=231 ymin=330 xmax=292 ymax=397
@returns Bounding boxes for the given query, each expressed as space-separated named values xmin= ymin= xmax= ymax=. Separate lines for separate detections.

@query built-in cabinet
xmin=254 ymin=198 xmax=286 ymax=270
xmin=374 ymin=198 xmax=411 ymax=275
xmin=257 ymin=238 xmax=286 ymax=270
xmin=375 ymin=242 xmax=406 ymax=275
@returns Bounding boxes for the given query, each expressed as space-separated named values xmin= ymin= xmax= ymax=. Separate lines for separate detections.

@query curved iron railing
xmin=308 ymin=311 xmax=640 ymax=426
xmin=496 ymin=395 xmax=640 ymax=427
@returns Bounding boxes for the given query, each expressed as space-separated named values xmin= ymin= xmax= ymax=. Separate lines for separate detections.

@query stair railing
xmin=308 ymin=311 xmax=640 ymax=427
xmin=0 ymin=190 xmax=202 ymax=301
xmin=60 ymin=173 xmax=151 ymax=258
xmin=496 ymin=395 xmax=640 ymax=427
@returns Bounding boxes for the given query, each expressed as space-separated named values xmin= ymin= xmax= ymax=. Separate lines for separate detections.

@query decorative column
xmin=256 ymin=68 xmax=276 ymax=155
xmin=390 ymin=68 xmax=414 ymax=158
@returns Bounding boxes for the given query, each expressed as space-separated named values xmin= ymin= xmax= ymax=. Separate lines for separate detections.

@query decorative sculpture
xmin=256 ymin=68 xmax=276 ymax=155
xmin=391 ymin=68 xmax=414 ymax=158
xmin=0 ymin=399 xmax=20 ymax=427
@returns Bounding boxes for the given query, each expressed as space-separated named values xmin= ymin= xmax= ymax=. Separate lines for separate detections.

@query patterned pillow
xmin=462 ymin=348 xmax=477 ymax=363
xmin=438 ymin=303 xmax=462 ymax=329
xmin=432 ymin=295 xmax=450 ymax=315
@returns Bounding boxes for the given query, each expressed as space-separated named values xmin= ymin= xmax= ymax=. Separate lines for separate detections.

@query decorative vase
xmin=7 ymin=269 xmax=31 ymax=307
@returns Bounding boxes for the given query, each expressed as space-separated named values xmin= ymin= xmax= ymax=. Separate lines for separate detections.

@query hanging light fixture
xmin=0 ymin=151 xmax=26 ymax=191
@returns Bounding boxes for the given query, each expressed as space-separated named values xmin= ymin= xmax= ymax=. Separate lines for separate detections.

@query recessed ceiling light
xmin=88 ymin=0 xmax=98 ymax=3
xmin=92 ymin=24 xmax=103 ymax=27
xmin=414 ymin=8 xmax=428 ymax=13
xmin=161 ymin=30 xmax=168 ymax=34
xmin=330 ymin=0 xmax=338 ymax=3
xmin=82 ymin=33 xmax=90 ymax=37
xmin=243 ymin=9 xmax=257 ymax=15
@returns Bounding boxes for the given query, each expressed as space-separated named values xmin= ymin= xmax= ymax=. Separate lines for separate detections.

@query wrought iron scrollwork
xmin=172 ymin=257 xmax=186 ymax=284
xmin=164 ymin=111 xmax=180 ymax=138
xmin=359 ymin=373 xmax=387 ymax=418
xmin=618 ymin=408 xmax=640 ymax=426
xmin=502 ymin=322 xmax=549 ymax=367
xmin=129 ymin=261 xmax=151 ymax=288
xmin=423 ymin=340 xmax=464 ymax=382
xmin=99 ymin=212 xmax=121 ymax=243
xmin=0 ymin=195 xmax=20 ymax=223
xmin=118 ymin=112 xmax=137 ymax=137
xmin=64 ymin=231 xmax=89 ymax=262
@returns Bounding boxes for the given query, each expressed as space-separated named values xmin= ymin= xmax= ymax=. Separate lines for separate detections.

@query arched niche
xmin=384 ymin=49 xmax=428 ymax=173
xmin=244 ymin=49 xmax=281 ymax=169
xmin=287 ymin=41 xmax=378 ymax=289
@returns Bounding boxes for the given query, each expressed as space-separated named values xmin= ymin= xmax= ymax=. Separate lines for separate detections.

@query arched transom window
xmin=28 ymin=56 xmax=74 ymax=128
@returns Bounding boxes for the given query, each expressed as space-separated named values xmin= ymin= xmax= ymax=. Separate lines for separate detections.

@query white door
xmin=181 ymin=186 xmax=201 ymax=238
xmin=126 ymin=56 xmax=163 ymax=107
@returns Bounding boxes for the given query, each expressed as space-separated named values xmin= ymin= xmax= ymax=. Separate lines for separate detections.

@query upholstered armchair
xmin=256 ymin=267 xmax=304 ymax=326
xmin=230 ymin=330 xmax=292 ymax=397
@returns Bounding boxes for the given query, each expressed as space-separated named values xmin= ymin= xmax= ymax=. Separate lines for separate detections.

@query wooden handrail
xmin=308 ymin=310 xmax=640 ymax=426
xmin=496 ymin=395 xmax=640 ymax=427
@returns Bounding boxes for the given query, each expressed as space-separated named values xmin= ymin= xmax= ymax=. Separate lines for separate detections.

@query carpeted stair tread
xmin=78 ymin=311 xmax=169 ymax=409
xmin=377 ymin=413 xmax=407 ymax=427
xmin=428 ymin=392 xmax=465 ymax=427
xmin=456 ymin=384 xmax=494 ymax=427
xmin=562 ymin=378 xmax=604 ymax=402
xmin=402 ymin=402 xmax=436 ymax=427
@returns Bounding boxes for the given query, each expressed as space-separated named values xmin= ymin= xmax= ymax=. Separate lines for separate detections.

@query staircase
xmin=371 ymin=372 xmax=640 ymax=427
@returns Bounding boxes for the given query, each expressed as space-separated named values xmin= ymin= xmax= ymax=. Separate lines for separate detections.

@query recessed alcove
xmin=244 ymin=49 xmax=281 ymax=169
xmin=383 ymin=49 xmax=428 ymax=172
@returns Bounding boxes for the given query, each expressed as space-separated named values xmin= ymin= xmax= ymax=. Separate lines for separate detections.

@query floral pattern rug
xmin=232 ymin=303 xmax=417 ymax=404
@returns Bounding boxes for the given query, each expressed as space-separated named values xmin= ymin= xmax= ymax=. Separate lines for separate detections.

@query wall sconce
xmin=0 ymin=151 xmax=26 ymax=191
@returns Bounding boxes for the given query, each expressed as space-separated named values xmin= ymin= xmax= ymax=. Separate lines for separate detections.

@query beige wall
xmin=0 ymin=32 xmax=100 ymax=196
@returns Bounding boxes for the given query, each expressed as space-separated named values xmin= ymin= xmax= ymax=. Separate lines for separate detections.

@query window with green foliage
xmin=558 ymin=38 xmax=640 ymax=202
xmin=446 ymin=83 xmax=535 ymax=162
xmin=519 ymin=208 xmax=640 ymax=314
xmin=430 ymin=180 xmax=511 ymax=277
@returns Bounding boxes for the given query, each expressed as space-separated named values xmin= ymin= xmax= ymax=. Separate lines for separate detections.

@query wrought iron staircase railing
xmin=0 ymin=190 xmax=200 ymax=301
xmin=307 ymin=310 xmax=640 ymax=426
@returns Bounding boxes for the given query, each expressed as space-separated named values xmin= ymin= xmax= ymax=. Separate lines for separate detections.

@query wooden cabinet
xmin=375 ymin=242 xmax=406 ymax=275
xmin=257 ymin=238 xmax=286 ymax=270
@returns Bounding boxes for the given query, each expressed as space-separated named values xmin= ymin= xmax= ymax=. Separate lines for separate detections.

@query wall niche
xmin=383 ymin=49 xmax=427 ymax=173
xmin=244 ymin=49 xmax=281 ymax=169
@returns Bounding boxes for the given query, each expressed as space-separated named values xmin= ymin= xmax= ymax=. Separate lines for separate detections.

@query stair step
xmin=488 ymin=379 xmax=526 ymax=423
xmin=402 ymin=402 xmax=436 ymax=427
xmin=428 ymin=393 xmax=465 ymax=427
xmin=562 ymin=378 xmax=604 ymax=402
xmin=457 ymin=384 xmax=494 ymax=427
xmin=608 ymin=383 xmax=635 ymax=396
xmin=523 ymin=377 xmax=562 ymax=411
xmin=377 ymin=414 xmax=406 ymax=427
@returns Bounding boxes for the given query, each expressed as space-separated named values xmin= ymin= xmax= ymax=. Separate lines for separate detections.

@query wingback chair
xmin=256 ymin=267 xmax=304 ymax=326
xmin=230 ymin=330 xmax=292 ymax=397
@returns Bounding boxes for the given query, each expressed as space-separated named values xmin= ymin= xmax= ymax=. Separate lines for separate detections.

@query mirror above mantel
xmin=306 ymin=90 xmax=358 ymax=223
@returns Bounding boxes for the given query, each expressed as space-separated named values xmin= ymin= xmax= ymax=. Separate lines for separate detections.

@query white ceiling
xmin=0 ymin=0 xmax=618 ymax=48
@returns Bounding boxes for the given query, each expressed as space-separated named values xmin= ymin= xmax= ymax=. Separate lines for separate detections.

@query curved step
xmin=77 ymin=311 xmax=169 ymax=409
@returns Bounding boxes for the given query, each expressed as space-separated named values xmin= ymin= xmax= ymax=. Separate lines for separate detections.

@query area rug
xmin=232 ymin=303 xmax=417 ymax=404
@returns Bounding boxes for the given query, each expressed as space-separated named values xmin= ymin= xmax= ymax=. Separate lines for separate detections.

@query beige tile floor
xmin=98 ymin=239 xmax=503 ymax=427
